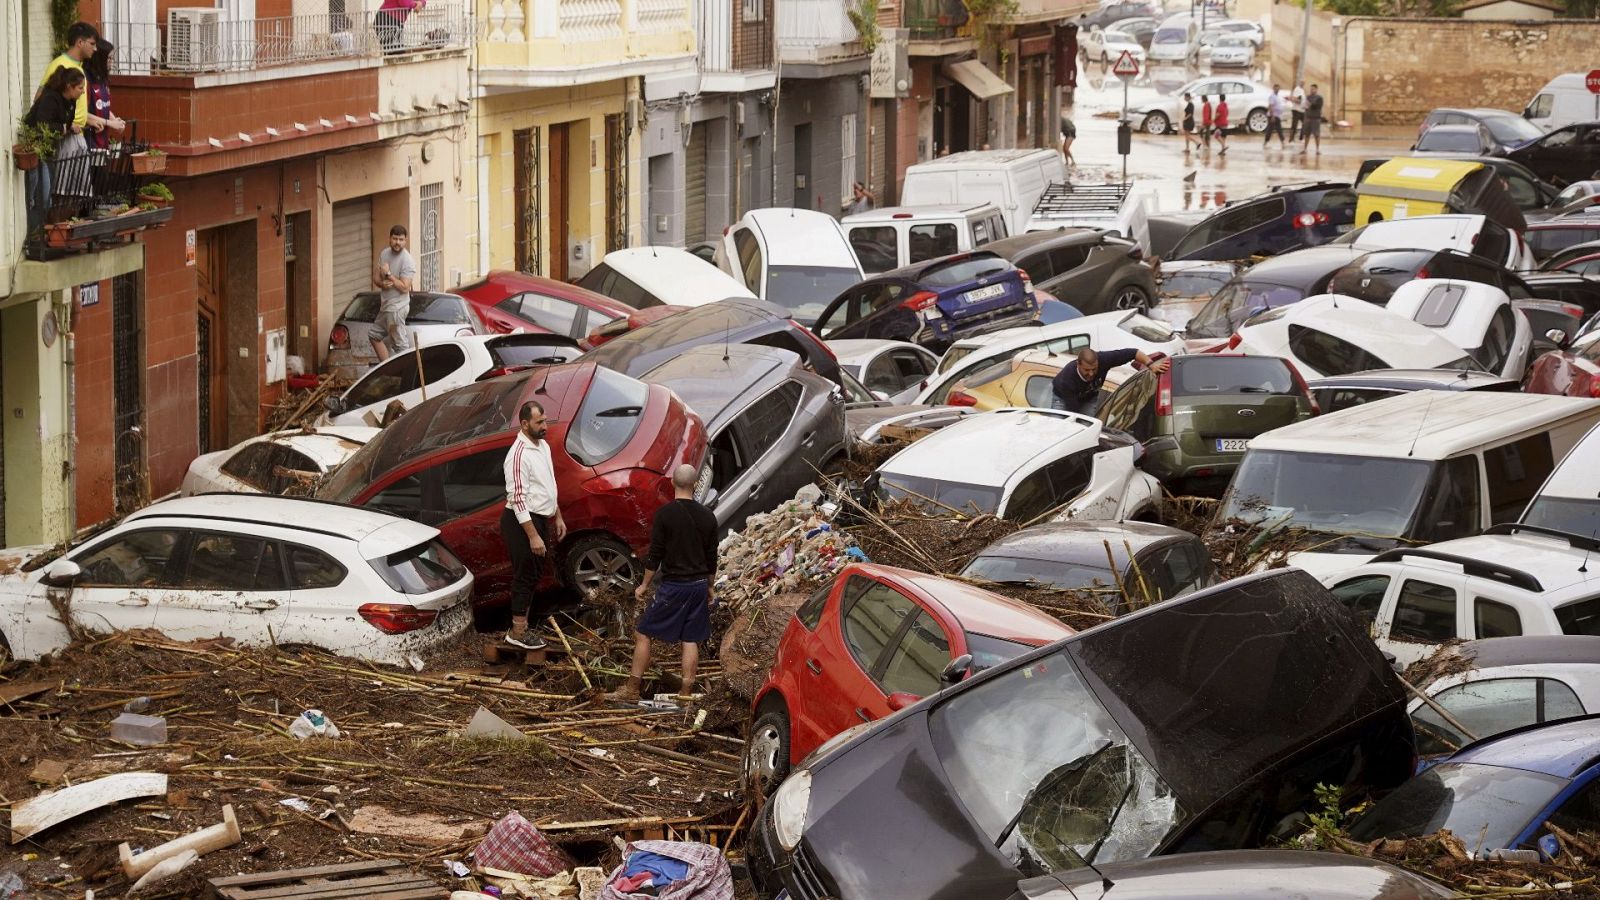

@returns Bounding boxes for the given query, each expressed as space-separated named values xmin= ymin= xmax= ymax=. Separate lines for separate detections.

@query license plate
xmin=963 ymin=284 xmax=1006 ymax=305
xmin=1216 ymin=438 xmax=1250 ymax=452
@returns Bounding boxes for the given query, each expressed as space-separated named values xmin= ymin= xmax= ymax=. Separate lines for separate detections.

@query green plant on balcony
xmin=847 ymin=0 xmax=883 ymax=52
xmin=137 ymin=182 xmax=175 ymax=209
xmin=13 ymin=122 xmax=61 ymax=171
xmin=963 ymin=0 xmax=1017 ymax=46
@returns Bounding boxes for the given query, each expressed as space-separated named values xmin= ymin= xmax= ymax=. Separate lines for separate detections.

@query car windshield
xmin=965 ymin=632 xmax=1039 ymax=673
xmin=930 ymin=649 xmax=1184 ymax=876
xmin=1105 ymin=29 xmax=1134 ymax=42
xmin=565 ymin=367 xmax=650 ymax=465
xmin=1418 ymin=129 xmax=1485 ymax=152
xmin=1154 ymin=27 xmax=1187 ymax=43
xmin=764 ymin=265 xmax=861 ymax=326
xmin=1187 ymin=280 xmax=1307 ymax=339
xmin=1161 ymin=268 xmax=1233 ymax=297
xmin=1522 ymin=496 xmax=1600 ymax=540
xmin=878 ymin=472 xmax=1003 ymax=516
xmin=1347 ymin=763 xmax=1566 ymax=851
xmin=1480 ymin=114 xmax=1543 ymax=145
xmin=1219 ymin=449 xmax=1432 ymax=542
xmin=963 ymin=554 xmax=1119 ymax=594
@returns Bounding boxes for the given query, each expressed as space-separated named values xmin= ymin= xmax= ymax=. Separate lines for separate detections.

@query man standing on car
xmin=502 ymin=400 xmax=567 ymax=651
xmin=604 ymin=464 xmax=718 ymax=705
xmin=371 ymin=225 xmax=416 ymax=362
xmin=1051 ymin=347 xmax=1169 ymax=416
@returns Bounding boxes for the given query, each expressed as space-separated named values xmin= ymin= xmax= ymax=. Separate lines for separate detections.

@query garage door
xmin=331 ymin=198 xmax=373 ymax=317
xmin=685 ymin=128 xmax=707 ymax=245
xmin=871 ymin=100 xmax=887 ymax=202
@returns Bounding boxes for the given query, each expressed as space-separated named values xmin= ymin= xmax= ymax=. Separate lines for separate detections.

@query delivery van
xmin=1525 ymin=73 xmax=1600 ymax=132
xmin=900 ymin=148 xmax=1067 ymax=235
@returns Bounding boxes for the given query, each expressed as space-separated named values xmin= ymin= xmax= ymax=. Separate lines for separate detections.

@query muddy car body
xmin=748 ymin=568 xmax=1417 ymax=900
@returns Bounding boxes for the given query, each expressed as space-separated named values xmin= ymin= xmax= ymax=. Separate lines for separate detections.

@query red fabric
xmin=473 ymin=811 xmax=569 ymax=877
xmin=1201 ymin=102 xmax=1212 ymax=126
xmin=1215 ymin=101 xmax=1230 ymax=129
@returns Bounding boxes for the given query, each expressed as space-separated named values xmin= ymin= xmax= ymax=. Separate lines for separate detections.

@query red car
xmin=1525 ymin=332 xmax=1600 ymax=398
xmin=318 ymin=361 xmax=708 ymax=609
xmin=742 ymin=562 xmax=1075 ymax=792
xmin=457 ymin=271 xmax=636 ymax=341
xmin=583 ymin=304 xmax=689 ymax=349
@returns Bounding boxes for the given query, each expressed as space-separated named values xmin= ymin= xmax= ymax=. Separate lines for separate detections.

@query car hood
xmin=1288 ymin=549 xmax=1375 ymax=581
xmin=0 ymin=544 xmax=58 ymax=578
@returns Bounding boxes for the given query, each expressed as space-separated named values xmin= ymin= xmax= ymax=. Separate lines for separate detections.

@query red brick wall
xmin=74 ymin=280 xmax=117 ymax=529
xmin=112 ymin=70 xmax=379 ymax=151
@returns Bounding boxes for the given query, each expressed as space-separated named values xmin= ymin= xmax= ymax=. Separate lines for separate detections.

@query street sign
xmin=1112 ymin=50 xmax=1140 ymax=78
xmin=1587 ymin=69 xmax=1600 ymax=94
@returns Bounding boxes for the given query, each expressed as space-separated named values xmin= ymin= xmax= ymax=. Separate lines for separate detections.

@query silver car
xmin=826 ymin=338 xmax=939 ymax=404
xmin=1134 ymin=76 xmax=1276 ymax=135
xmin=325 ymin=291 xmax=487 ymax=382
xmin=639 ymin=344 xmax=847 ymax=532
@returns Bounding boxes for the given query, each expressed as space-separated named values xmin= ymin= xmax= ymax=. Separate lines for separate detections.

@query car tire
xmin=1246 ymin=107 xmax=1269 ymax=133
xmin=1112 ymin=284 xmax=1151 ymax=312
xmin=1100 ymin=51 xmax=1110 ymax=64
xmin=1143 ymin=111 xmax=1170 ymax=135
xmin=562 ymin=533 xmax=641 ymax=599
xmin=744 ymin=708 xmax=793 ymax=796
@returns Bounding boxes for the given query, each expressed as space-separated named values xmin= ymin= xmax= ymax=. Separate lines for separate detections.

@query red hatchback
xmin=1525 ymin=332 xmax=1600 ymax=398
xmin=743 ymin=562 xmax=1074 ymax=792
xmin=457 ymin=271 xmax=635 ymax=341
xmin=318 ymin=361 xmax=708 ymax=609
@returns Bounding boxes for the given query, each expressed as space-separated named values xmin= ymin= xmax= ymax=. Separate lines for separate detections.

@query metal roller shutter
xmin=871 ymin=100 xmax=887 ymax=200
xmin=331 ymin=198 xmax=373 ymax=315
xmin=685 ymin=127 xmax=708 ymax=244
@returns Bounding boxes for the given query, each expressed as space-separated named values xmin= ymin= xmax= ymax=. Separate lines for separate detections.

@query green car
xmin=1098 ymin=354 xmax=1317 ymax=493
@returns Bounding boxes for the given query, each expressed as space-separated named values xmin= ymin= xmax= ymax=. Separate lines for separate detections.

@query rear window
xmin=339 ymin=294 xmax=474 ymax=325
xmin=1557 ymin=596 xmax=1600 ymax=636
xmin=489 ymin=339 xmax=581 ymax=369
xmin=372 ymin=540 xmax=467 ymax=594
xmin=920 ymin=255 xmax=1012 ymax=287
xmin=1287 ymin=323 xmax=1387 ymax=376
xmin=878 ymin=473 xmax=1003 ymax=516
xmin=1523 ymin=496 xmax=1600 ymax=537
xmin=1174 ymin=357 xmax=1295 ymax=395
xmin=1413 ymin=283 xmax=1467 ymax=327
xmin=1417 ymin=129 xmax=1485 ymax=153
xmin=565 ymin=367 xmax=651 ymax=465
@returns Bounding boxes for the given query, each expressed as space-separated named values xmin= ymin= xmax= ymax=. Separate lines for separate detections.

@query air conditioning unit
xmin=166 ymin=7 xmax=222 ymax=71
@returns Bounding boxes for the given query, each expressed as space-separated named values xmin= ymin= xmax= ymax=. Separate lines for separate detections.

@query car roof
xmin=581 ymin=298 xmax=790 ymax=374
xmin=1241 ymin=246 xmax=1367 ymax=284
xmin=843 ymin=204 xmax=998 ymax=222
xmin=597 ymin=247 xmax=757 ymax=303
xmin=1383 ymin=528 xmax=1600 ymax=595
xmin=878 ymin=250 xmax=1009 ymax=282
xmin=1443 ymin=635 xmax=1600 ymax=671
xmin=984 ymin=227 xmax=1105 ymax=257
xmin=1348 ymin=214 xmax=1488 ymax=249
xmin=971 ymin=520 xmax=1193 ymax=569
xmin=461 ymin=271 xmax=630 ymax=312
xmin=878 ymin=409 xmax=1098 ymax=487
xmin=1250 ymin=390 xmax=1600 ymax=459
xmin=1306 ymin=368 xmax=1517 ymax=390
xmin=639 ymin=344 xmax=800 ymax=427
xmin=262 ymin=426 xmax=380 ymax=466
xmin=1448 ymin=715 xmax=1600 ymax=777
xmin=740 ymin=208 xmax=860 ymax=269
xmin=1422 ymin=123 xmax=1486 ymax=133
xmin=862 ymin=564 xmax=1076 ymax=644
xmin=907 ymin=148 xmax=1057 ymax=167
xmin=123 ymin=494 xmax=438 ymax=557
xmin=826 ymin=339 xmax=927 ymax=364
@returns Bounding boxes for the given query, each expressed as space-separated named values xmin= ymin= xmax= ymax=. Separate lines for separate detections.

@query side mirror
xmin=41 ymin=559 xmax=81 ymax=588
xmin=939 ymin=653 xmax=974 ymax=687
xmin=1547 ymin=327 xmax=1569 ymax=347
xmin=886 ymin=692 xmax=921 ymax=712
xmin=703 ymin=488 xmax=720 ymax=509
xmin=871 ymin=390 xmax=890 ymax=401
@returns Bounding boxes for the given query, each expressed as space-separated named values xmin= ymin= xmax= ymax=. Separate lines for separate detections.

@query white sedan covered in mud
xmin=0 ymin=495 xmax=472 ymax=667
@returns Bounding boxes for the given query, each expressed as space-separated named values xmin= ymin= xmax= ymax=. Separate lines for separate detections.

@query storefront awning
xmin=942 ymin=60 xmax=1014 ymax=100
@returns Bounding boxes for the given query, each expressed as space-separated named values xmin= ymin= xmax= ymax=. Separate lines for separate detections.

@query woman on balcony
xmin=24 ymin=67 xmax=87 ymax=233
xmin=375 ymin=0 xmax=426 ymax=54
xmin=84 ymin=41 xmax=128 ymax=197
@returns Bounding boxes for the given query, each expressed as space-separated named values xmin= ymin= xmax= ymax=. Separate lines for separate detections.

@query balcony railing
xmin=698 ymin=0 xmax=772 ymax=71
xmin=775 ymin=0 xmax=860 ymax=61
xmin=105 ymin=6 xmax=472 ymax=76
xmin=24 ymin=138 xmax=175 ymax=261
xmin=903 ymin=0 xmax=967 ymax=40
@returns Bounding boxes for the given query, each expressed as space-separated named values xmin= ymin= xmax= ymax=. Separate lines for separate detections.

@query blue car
xmin=811 ymin=250 xmax=1038 ymax=351
xmin=1349 ymin=716 xmax=1600 ymax=857
xmin=1167 ymin=183 xmax=1357 ymax=261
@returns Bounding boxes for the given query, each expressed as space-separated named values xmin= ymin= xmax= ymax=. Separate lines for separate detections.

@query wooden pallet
xmin=209 ymin=859 xmax=443 ymax=899
xmin=480 ymin=639 xmax=550 ymax=667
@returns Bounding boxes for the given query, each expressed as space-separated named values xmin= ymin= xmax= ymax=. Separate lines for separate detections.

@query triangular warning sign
xmin=1112 ymin=49 xmax=1140 ymax=77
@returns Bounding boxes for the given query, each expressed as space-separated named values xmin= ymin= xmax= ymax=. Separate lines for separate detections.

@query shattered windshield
xmin=929 ymin=649 xmax=1184 ymax=876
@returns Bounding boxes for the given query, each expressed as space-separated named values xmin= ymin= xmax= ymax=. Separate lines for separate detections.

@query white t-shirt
xmin=1291 ymin=87 xmax=1306 ymax=113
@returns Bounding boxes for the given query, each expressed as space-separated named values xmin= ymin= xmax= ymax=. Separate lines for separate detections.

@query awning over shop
xmin=942 ymin=60 xmax=1013 ymax=100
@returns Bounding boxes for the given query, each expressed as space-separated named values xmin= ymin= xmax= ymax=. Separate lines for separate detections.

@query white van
xmin=1216 ymin=391 xmax=1600 ymax=580
xmin=1521 ymin=419 xmax=1600 ymax=537
xmin=716 ymin=208 xmax=864 ymax=326
xmin=1525 ymin=73 xmax=1600 ymax=133
xmin=840 ymin=204 xmax=1009 ymax=274
xmin=577 ymin=246 xmax=756 ymax=308
xmin=900 ymin=149 xmax=1067 ymax=236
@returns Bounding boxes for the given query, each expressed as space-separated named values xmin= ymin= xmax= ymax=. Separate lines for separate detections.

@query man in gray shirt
xmin=371 ymin=224 xmax=416 ymax=360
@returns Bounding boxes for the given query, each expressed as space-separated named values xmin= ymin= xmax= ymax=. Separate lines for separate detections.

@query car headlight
xmin=771 ymin=768 xmax=812 ymax=852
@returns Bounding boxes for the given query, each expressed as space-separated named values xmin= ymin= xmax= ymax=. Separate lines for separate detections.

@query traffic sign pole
xmin=1588 ymin=69 xmax=1600 ymax=121
xmin=1112 ymin=50 xmax=1140 ymax=186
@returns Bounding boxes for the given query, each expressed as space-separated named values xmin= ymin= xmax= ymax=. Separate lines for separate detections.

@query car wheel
xmin=563 ymin=534 xmax=640 ymax=598
xmin=1143 ymin=111 xmax=1170 ymax=135
xmin=1246 ymin=107 xmax=1269 ymax=133
xmin=744 ymin=708 xmax=793 ymax=796
xmin=1113 ymin=285 xmax=1150 ymax=312
xmin=1100 ymin=51 xmax=1110 ymax=64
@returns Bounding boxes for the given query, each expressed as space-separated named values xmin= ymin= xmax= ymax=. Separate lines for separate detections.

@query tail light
xmin=1291 ymin=211 xmax=1330 ymax=229
xmin=1156 ymin=367 xmax=1173 ymax=416
xmin=1284 ymin=359 xmax=1320 ymax=413
xmin=1416 ymin=267 xmax=1430 ymax=280
xmin=1590 ymin=379 xmax=1600 ymax=398
xmin=901 ymin=290 xmax=941 ymax=312
xmin=358 ymin=603 xmax=439 ymax=635
xmin=947 ymin=390 xmax=978 ymax=407
xmin=1561 ymin=302 xmax=1585 ymax=320
xmin=1016 ymin=267 xmax=1034 ymax=296
xmin=330 ymin=324 xmax=350 ymax=350
xmin=1226 ymin=332 xmax=1244 ymax=350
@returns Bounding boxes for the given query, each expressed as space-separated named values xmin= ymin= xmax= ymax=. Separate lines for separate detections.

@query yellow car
xmin=947 ymin=349 xmax=1146 ymax=410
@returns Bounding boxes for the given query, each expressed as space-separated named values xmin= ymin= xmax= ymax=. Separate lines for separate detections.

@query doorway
xmin=195 ymin=229 xmax=227 ymax=454
xmin=793 ymin=123 xmax=812 ymax=209
xmin=112 ymin=272 xmax=146 ymax=516
xmin=285 ymin=211 xmax=312 ymax=366
xmin=549 ymin=124 xmax=570 ymax=281
xmin=513 ymin=126 xmax=542 ymax=274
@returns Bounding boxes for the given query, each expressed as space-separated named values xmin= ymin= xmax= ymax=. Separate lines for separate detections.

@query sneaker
xmin=505 ymin=632 xmax=546 ymax=651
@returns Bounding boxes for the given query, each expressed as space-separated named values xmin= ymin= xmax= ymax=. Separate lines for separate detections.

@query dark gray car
xmin=1307 ymin=367 xmax=1519 ymax=413
xmin=962 ymin=521 xmax=1217 ymax=612
xmin=639 ymin=344 xmax=846 ymax=533
xmin=984 ymin=228 xmax=1159 ymax=315
xmin=1010 ymin=850 xmax=1453 ymax=899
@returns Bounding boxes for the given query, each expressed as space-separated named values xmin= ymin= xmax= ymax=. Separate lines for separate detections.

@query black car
xmin=1356 ymin=155 xmax=1558 ymax=213
xmin=1417 ymin=107 xmax=1546 ymax=156
xmin=747 ymin=568 xmax=1415 ymax=900
xmin=1306 ymin=368 xmax=1519 ymax=413
xmin=1507 ymin=122 xmax=1600 ymax=187
xmin=1526 ymin=213 xmax=1600 ymax=263
xmin=1540 ymin=237 xmax=1600 ymax=272
xmin=1161 ymin=183 xmax=1357 ymax=261
xmin=581 ymin=297 xmax=843 ymax=385
xmin=1182 ymin=245 xmax=1364 ymax=340
xmin=961 ymin=521 xmax=1217 ymax=612
xmin=1325 ymin=247 xmax=1533 ymax=305
xmin=1520 ymin=271 xmax=1600 ymax=319
xmin=983 ymin=228 xmax=1159 ymax=315
xmin=812 ymin=251 xmax=1037 ymax=351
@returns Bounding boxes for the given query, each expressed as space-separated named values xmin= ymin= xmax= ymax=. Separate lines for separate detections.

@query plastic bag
xmin=287 ymin=709 xmax=341 ymax=740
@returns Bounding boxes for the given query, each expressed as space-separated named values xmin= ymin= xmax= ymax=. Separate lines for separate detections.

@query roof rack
xmin=1485 ymin=522 xmax=1600 ymax=553
xmin=1369 ymin=547 xmax=1543 ymax=593
xmin=1031 ymin=182 xmax=1133 ymax=217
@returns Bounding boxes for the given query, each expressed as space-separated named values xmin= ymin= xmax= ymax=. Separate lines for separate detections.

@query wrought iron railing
xmin=23 ymin=132 xmax=175 ymax=260
xmin=903 ymin=0 xmax=967 ymax=40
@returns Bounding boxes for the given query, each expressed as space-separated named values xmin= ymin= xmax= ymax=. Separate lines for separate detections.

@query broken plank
xmin=10 ymin=771 xmax=168 ymax=843
xmin=0 ymin=680 xmax=52 ymax=708
xmin=632 ymin=742 xmax=739 ymax=774
xmin=537 ymin=814 xmax=705 ymax=832
xmin=209 ymin=859 xmax=436 ymax=899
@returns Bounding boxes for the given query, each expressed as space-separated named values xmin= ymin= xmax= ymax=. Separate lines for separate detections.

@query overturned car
xmin=748 ymin=567 xmax=1417 ymax=900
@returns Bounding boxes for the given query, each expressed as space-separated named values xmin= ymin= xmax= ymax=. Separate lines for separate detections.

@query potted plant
xmin=136 ymin=182 xmax=174 ymax=208
xmin=131 ymin=147 xmax=167 ymax=174
xmin=12 ymin=123 xmax=59 ymax=171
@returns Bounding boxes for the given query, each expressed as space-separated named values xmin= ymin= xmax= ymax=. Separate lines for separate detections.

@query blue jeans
xmin=25 ymin=163 xmax=52 ymax=235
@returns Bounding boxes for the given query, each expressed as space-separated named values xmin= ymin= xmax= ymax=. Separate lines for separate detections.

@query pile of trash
xmin=713 ymin=485 xmax=866 ymax=619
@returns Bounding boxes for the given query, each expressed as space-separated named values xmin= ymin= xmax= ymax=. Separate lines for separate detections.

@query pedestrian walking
xmin=1264 ymin=84 xmax=1287 ymax=147
xmin=1301 ymin=83 xmax=1324 ymax=155
xmin=500 ymin=401 xmax=567 ymax=651
xmin=375 ymin=0 xmax=426 ymax=53
xmin=845 ymin=181 xmax=875 ymax=216
xmin=1289 ymin=83 xmax=1306 ymax=142
xmin=370 ymin=224 xmax=416 ymax=361
xmin=1214 ymin=96 xmax=1230 ymax=156
xmin=603 ymin=464 xmax=719 ymax=705
xmin=1181 ymin=93 xmax=1200 ymax=154
xmin=1199 ymin=95 xmax=1213 ymax=152
xmin=1051 ymin=348 xmax=1169 ymax=416
xmin=1059 ymin=112 xmax=1077 ymax=167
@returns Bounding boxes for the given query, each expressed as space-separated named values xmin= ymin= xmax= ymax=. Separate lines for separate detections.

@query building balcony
xmin=902 ymin=0 xmax=974 ymax=53
xmin=775 ymin=0 xmax=864 ymax=65
xmin=22 ymin=144 xmax=175 ymax=263
xmin=1001 ymin=0 xmax=1094 ymax=24
xmin=697 ymin=0 xmax=775 ymax=92
xmin=477 ymin=0 xmax=696 ymax=88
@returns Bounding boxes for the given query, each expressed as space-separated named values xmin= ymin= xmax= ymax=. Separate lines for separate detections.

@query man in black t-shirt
xmin=604 ymin=464 xmax=719 ymax=705
xmin=1050 ymin=347 xmax=1169 ymax=416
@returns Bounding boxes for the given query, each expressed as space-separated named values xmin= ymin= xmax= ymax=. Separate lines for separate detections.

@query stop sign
xmin=1588 ymin=69 xmax=1600 ymax=94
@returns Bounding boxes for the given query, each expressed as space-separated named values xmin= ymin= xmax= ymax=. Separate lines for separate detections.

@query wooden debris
xmin=10 ymin=771 xmax=168 ymax=843
xmin=0 ymin=679 xmax=52 ymax=708
xmin=118 ymin=803 xmax=241 ymax=879
xmin=345 ymin=804 xmax=485 ymax=846
xmin=210 ymin=859 xmax=436 ymax=899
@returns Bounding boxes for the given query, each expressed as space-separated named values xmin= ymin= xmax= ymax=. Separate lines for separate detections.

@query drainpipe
xmin=60 ymin=297 xmax=77 ymax=538
xmin=1293 ymin=0 xmax=1312 ymax=90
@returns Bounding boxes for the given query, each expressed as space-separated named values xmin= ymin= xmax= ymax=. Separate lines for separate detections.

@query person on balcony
xmin=24 ymin=67 xmax=87 ymax=234
xmin=84 ymin=40 xmax=127 ymax=155
xmin=39 ymin=23 xmax=115 ymax=135
xmin=375 ymin=0 xmax=427 ymax=54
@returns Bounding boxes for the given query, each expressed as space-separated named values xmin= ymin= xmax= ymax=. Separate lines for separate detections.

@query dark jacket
xmin=1051 ymin=347 xmax=1137 ymax=404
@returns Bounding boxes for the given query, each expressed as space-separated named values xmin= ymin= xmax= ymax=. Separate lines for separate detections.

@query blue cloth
xmin=622 ymin=850 xmax=691 ymax=885
xmin=635 ymin=579 xmax=711 ymax=643
xmin=1051 ymin=346 xmax=1137 ymax=407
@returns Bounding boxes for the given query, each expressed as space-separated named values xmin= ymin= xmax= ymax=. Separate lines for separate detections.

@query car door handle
xmin=855 ymin=708 xmax=871 ymax=723
xmin=243 ymin=598 xmax=280 ymax=611
xmin=806 ymin=658 xmax=822 ymax=675
xmin=801 ymin=431 xmax=816 ymax=447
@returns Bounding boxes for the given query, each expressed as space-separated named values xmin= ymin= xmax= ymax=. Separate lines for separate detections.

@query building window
xmin=742 ymin=0 xmax=765 ymax=21
xmin=840 ymin=114 xmax=858 ymax=206
xmin=420 ymin=182 xmax=443 ymax=292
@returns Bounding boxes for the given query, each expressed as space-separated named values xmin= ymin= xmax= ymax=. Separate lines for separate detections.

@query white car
xmin=1081 ymin=26 xmax=1148 ymax=65
xmin=716 ymin=208 xmax=865 ymax=326
xmin=576 ymin=245 xmax=756 ymax=309
xmin=321 ymin=334 xmax=583 ymax=427
xmin=1230 ymin=294 xmax=1483 ymax=378
xmin=1200 ymin=34 xmax=1256 ymax=68
xmin=1320 ymin=525 xmax=1600 ymax=667
xmin=0 ymin=495 xmax=474 ymax=667
xmin=1385 ymin=279 xmax=1533 ymax=380
xmin=1202 ymin=18 xmax=1265 ymax=47
xmin=1134 ymin=76 xmax=1275 ymax=135
xmin=1408 ymin=636 xmax=1600 ymax=758
xmin=917 ymin=311 xmax=1185 ymax=405
xmin=1332 ymin=214 xmax=1536 ymax=272
xmin=325 ymin=291 xmax=488 ymax=383
xmin=871 ymin=408 xmax=1162 ymax=523
xmin=1521 ymin=418 xmax=1600 ymax=536
xmin=1146 ymin=21 xmax=1199 ymax=63
xmin=181 ymin=426 xmax=379 ymax=497
xmin=827 ymin=339 xmax=940 ymax=404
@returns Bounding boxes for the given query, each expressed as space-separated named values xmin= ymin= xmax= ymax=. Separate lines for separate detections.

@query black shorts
xmin=1305 ymin=118 xmax=1323 ymax=137
xmin=636 ymin=579 xmax=711 ymax=644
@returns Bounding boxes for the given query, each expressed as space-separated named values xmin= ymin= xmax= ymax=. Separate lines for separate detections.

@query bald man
xmin=604 ymin=464 xmax=718 ymax=704
xmin=1050 ymin=347 xmax=1169 ymax=416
